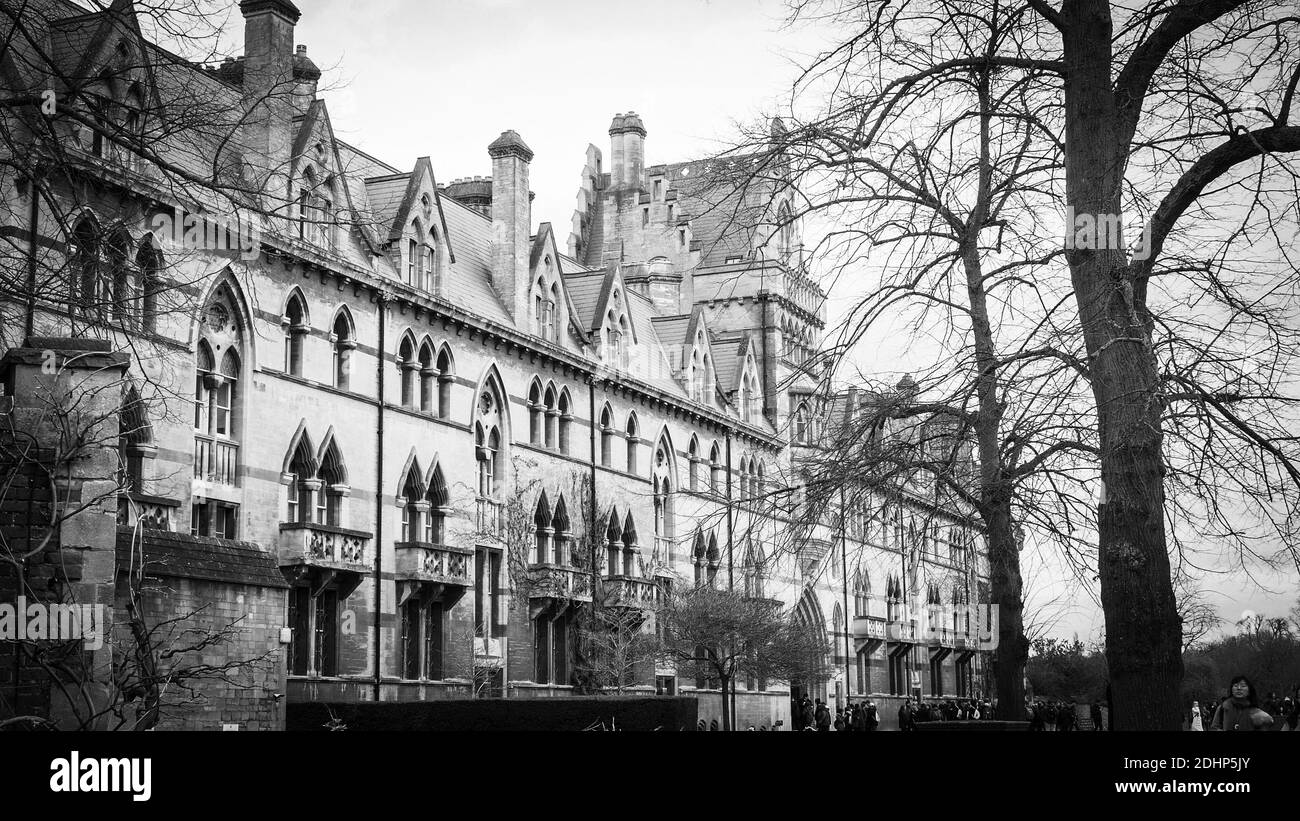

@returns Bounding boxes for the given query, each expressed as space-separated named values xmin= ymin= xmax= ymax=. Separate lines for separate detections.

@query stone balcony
xmin=601 ymin=575 xmax=658 ymax=611
xmin=853 ymin=615 xmax=888 ymax=641
xmin=525 ymin=562 xmax=592 ymax=619
xmin=885 ymin=618 xmax=920 ymax=644
xmin=278 ymin=522 xmax=371 ymax=596
xmin=394 ymin=541 xmax=473 ymax=588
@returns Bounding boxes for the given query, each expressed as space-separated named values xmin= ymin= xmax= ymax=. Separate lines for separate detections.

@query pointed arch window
xmin=285 ymin=434 xmax=317 ymax=524
xmin=708 ymin=442 xmax=722 ymax=493
xmin=557 ymin=390 xmax=572 ymax=454
xmin=71 ymin=217 xmax=106 ymax=316
xmin=136 ymin=237 xmax=160 ymax=332
xmin=400 ymin=461 xmax=426 ymax=543
xmin=794 ymin=401 xmax=810 ymax=444
xmin=283 ymin=292 xmax=309 ymax=377
xmin=625 ymin=413 xmax=639 ymax=474
xmin=599 ymin=404 xmax=613 ymax=467
xmin=299 ymin=168 xmax=333 ymax=248
xmin=544 ymin=384 xmax=558 ymax=449
xmin=706 ymin=534 xmax=720 ymax=587
xmin=319 ymin=438 xmax=348 ymax=527
xmin=692 ymin=532 xmax=707 ymax=588
xmin=687 ymin=436 xmax=700 ymax=491
xmin=417 ymin=340 xmax=436 ymax=412
xmin=107 ymin=228 xmax=138 ymax=328
xmin=332 ymin=312 xmax=355 ymax=390
xmin=397 ymin=335 xmax=417 ymax=407
xmin=474 ymin=384 xmax=506 ymax=527
xmin=118 ymin=387 xmax=153 ymax=495
xmin=552 ymin=496 xmax=571 ymax=565
xmin=534 ymin=492 xmax=553 ymax=565
xmin=621 ymin=512 xmax=638 ymax=576
xmin=604 ymin=509 xmax=623 ymax=578
xmin=435 ymin=347 xmax=454 ymax=418
xmin=424 ymin=228 xmax=441 ymax=292
xmin=426 ymin=466 xmax=448 ymax=544
xmin=652 ymin=442 xmax=674 ymax=564
xmin=528 ymin=379 xmax=543 ymax=445
xmin=854 ymin=568 xmax=871 ymax=617
xmin=743 ymin=543 xmax=766 ymax=599
xmin=547 ymin=281 xmax=560 ymax=342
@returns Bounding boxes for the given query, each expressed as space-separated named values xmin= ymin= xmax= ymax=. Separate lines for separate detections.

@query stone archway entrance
xmin=790 ymin=587 xmax=829 ymax=728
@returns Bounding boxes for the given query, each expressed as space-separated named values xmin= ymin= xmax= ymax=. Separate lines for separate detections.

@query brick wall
xmin=115 ymin=570 xmax=286 ymax=730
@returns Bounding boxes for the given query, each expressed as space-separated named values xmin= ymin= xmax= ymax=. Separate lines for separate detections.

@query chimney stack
xmin=489 ymin=131 xmax=534 ymax=321
xmin=240 ymin=0 xmax=301 ymax=211
xmin=609 ymin=112 xmax=646 ymax=190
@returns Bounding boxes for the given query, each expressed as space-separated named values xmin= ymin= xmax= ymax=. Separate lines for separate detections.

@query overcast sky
xmin=235 ymin=0 xmax=1296 ymax=642
xmin=285 ymin=0 xmax=828 ymax=236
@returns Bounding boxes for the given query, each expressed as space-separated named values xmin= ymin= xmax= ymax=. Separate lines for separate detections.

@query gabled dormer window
xmin=531 ymin=257 xmax=562 ymax=343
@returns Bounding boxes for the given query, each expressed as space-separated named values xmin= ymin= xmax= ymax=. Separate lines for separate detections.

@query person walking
xmin=815 ymin=699 xmax=832 ymax=732
xmin=1189 ymin=701 xmax=1204 ymax=731
xmin=898 ymin=699 xmax=915 ymax=731
xmin=1210 ymin=675 xmax=1274 ymax=731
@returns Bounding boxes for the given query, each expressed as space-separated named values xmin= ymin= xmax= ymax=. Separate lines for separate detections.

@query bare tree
xmin=1 ymin=353 xmax=273 ymax=729
xmin=759 ymin=0 xmax=1300 ymax=727
xmin=655 ymin=584 xmax=830 ymax=731
xmin=708 ymin=48 xmax=1089 ymax=717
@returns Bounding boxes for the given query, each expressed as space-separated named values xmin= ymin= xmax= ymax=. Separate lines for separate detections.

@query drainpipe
xmin=839 ymin=485 xmax=851 ymax=700
xmin=587 ymin=376 xmax=598 ymax=603
xmin=759 ymin=293 xmax=771 ymax=424
xmin=725 ymin=430 xmax=735 ymax=733
xmin=373 ymin=293 xmax=388 ymax=702
xmin=724 ymin=432 xmax=733 ymax=591
xmin=24 ymin=169 xmax=39 ymax=339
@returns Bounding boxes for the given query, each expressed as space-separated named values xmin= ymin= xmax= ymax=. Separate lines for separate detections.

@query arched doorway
xmin=790 ymin=587 xmax=828 ymax=729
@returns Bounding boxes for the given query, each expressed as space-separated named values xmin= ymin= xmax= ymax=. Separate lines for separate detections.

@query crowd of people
xmin=895 ymin=697 xmax=994 ymax=730
xmin=1027 ymin=700 xmax=1089 ymax=731
xmin=788 ymin=695 xmax=999 ymax=731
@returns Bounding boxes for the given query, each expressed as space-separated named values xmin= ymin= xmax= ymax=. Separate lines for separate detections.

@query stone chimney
xmin=609 ymin=112 xmax=646 ymax=190
xmin=292 ymin=44 xmax=320 ymax=113
xmin=240 ymin=0 xmax=301 ymax=209
xmin=444 ymin=177 xmax=493 ymax=217
xmin=489 ymin=131 xmax=534 ymax=321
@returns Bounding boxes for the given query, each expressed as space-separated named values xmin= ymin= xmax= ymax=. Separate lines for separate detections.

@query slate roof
xmin=116 ymin=526 xmax=289 ymax=589
xmin=665 ymin=156 xmax=769 ymax=267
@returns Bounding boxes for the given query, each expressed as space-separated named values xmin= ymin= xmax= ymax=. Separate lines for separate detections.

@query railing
xmin=394 ymin=542 xmax=472 ymax=587
xmin=193 ymin=436 xmax=239 ymax=487
xmin=852 ymin=615 xmax=888 ymax=641
xmin=279 ymin=522 xmax=371 ymax=570
xmin=525 ymin=562 xmax=593 ymax=601
xmin=885 ymin=618 xmax=920 ymax=643
xmin=602 ymin=575 xmax=658 ymax=609
xmin=475 ymin=497 xmax=504 ymax=539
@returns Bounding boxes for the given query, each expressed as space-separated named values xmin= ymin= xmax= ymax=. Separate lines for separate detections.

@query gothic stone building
xmin=0 ymin=0 xmax=988 ymax=729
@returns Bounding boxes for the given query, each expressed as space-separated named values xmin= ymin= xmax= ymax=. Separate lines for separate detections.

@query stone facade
xmin=0 ymin=0 xmax=991 ymax=730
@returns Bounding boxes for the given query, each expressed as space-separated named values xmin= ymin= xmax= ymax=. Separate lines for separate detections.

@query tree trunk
xmin=720 ymin=675 xmax=732 ymax=731
xmin=987 ymin=501 xmax=1027 ymax=720
xmin=960 ymin=81 xmax=1028 ymax=719
xmin=1061 ymin=0 xmax=1183 ymax=729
